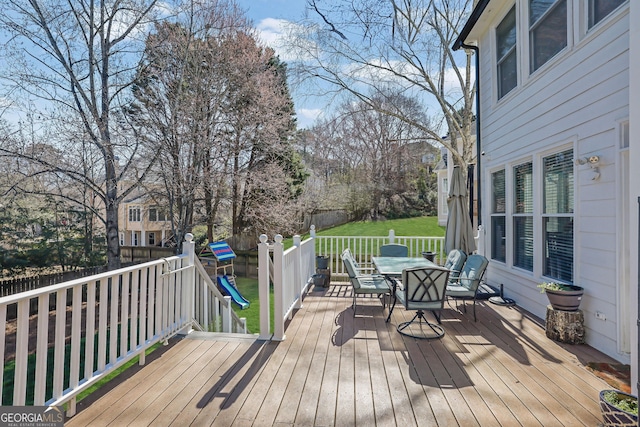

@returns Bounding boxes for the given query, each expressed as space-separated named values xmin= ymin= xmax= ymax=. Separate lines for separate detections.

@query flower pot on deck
xmin=543 ymin=285 xmax=583 ymax=311
xmin=599 ymin=390 xmax=638 ymax=427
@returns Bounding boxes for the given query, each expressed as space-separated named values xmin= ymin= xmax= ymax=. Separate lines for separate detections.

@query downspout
xmin=462 ymin=43 xmax=481 ymax=227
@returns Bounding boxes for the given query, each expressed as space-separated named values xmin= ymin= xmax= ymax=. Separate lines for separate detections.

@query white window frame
xmin=128 ymin=206 xmax=141 ymax=222
xmin=529 ymin=0 xmax=568 ymax=73
xmin=541 ymin=149 xmax=574 ymax=283
xmin=588 ymin=0 xmax=626 ymax=29
xmin=490 ymin=169 xmax=507 ymax=263
xmin=496 ymin=6 xmax=518 ymax=100
xmin=513 ymin=161 xmax=534 ymax=272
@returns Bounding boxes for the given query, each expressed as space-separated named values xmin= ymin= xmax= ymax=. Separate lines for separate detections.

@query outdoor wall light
xmin=575 ymin=155 xmax=600 ymax=165
xmin=575 ymin=155 xmax=601 ymax=180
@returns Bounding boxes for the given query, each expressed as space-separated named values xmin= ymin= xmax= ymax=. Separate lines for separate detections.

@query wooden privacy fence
xmin=0 ymin=267 xmax=106 ymax=297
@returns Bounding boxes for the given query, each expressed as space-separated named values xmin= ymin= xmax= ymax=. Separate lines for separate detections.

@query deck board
xmin=66 ymin=283 xmax=617 ymax=426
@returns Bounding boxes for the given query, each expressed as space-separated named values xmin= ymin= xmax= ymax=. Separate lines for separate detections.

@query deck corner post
xmin=258 ymin=234 xmax=272 ymax=340
xmin=273 ymin=235 xmax=286 ymax=341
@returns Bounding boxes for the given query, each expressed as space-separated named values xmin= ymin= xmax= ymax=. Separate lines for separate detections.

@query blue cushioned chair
xmin=445 ymin=254 xmax=489 ymax=321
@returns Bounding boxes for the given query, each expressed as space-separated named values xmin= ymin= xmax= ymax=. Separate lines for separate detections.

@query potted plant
xmin=599 ymin=389 xmax=638 ymax=426
xmin=537 ymin=282 xmax=584 ymax=311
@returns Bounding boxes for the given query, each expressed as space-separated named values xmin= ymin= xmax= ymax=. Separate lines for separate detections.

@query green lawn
xmin=309 ymin=216 xmax=444 ymax=238
xmin=232 ymin=276 xmax=270 ymax=335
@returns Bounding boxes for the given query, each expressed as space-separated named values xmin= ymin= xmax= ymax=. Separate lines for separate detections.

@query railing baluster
xmin=68 ymin=285 xmax=82 ymax=416
xmin=85 ymin=282 xmax=96 ymax=380
xmin=53 ymin=289 xmax=67 ymax=399
xmin=109 ymin=276 xmax=119 ymax=364
xmin=13 ymin=298 xmax=29 ymax=405
xmin=98 ymin=279 xmax=108 ymax=371
xmin=34 ymin=294 xmax=49 ymax=405
xmin=0 ymin=304 xmax=5 ymax=405
xmin=120 ymin=272 xmax=130 ymax=357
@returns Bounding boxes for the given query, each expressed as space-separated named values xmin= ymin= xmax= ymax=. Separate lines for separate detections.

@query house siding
xmin=476 ymin=2 xmax=629 ymax=362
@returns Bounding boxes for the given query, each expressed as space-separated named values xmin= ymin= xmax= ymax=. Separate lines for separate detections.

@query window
xmin=543 ymin=149 xmax=573 ymax=282
xmin=129 ymin=206 xmax=141 ymax=222
xmin=589 ymin=0 xmax=624 ymax=28
xmin=149 ymin=207 xmax=167 ymax=222
xmin=497 ymin=7 xmax=517 ymax=99
xmin=530 ymin=0 xmax=567 ymax=72
xmin=132 ymin=232 xmax=139 ymax=246
xmin=149 ymin=232 xmax=156 ymax=246
xmin=442 ymin=177 xmax=449 ymax=216
xmin=513 ymin=162 xmax=533 ymax=271
xmin=491 ymin=170 xmax=506 ymax=262
xmin=119 ymin=232 xmax=124 ymax=246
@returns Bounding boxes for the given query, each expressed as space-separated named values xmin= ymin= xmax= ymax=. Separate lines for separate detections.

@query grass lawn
xmin=232 ymin=276 xmax=270 ymax=335
xmin=306 ymin=216 xmax=444 ymax=238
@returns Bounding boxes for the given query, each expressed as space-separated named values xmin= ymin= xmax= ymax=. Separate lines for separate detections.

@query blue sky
xmin=235 ymin=0 xmax=323 ymax=128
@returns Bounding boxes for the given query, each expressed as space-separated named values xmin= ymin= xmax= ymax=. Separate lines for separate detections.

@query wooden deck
xmin=66 ymin=283 xmax=616 ymax=426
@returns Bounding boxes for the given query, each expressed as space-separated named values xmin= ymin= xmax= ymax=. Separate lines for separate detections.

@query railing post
xmin=273 ymin=234 xmax=286 ymax=341
xmin=389 ymin=229 xmax=396 ymax=243
xmin=293 ymin=235 xmax=303 ymax=309
xmin=182 ymin=233 xmax=195 ymax=332
xmin=222 ymin=296 xmax=232 ymax=332
xmin=258 ymin=234 xmax=271 ymax=340
xmin=310 ymin=224 xmax=316 ymax=238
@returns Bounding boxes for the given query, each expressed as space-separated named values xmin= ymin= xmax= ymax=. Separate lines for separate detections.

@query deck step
xmin=183 ymin=330 xmax=260 ymax=342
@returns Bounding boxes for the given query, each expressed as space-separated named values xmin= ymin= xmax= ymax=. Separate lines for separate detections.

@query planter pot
xmin=599 ymin=390 xmax=638 ymax=427
xmin=544 ymin=285 xmax=583 ymax=311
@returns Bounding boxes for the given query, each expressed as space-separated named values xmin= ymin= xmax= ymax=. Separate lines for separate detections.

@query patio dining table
xmin=371 ymin=256 xmax=438 ymax=277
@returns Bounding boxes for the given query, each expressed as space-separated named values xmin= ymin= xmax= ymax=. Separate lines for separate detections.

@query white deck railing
xmin=0 ymin=234 xmax=246 ymax=415
xmin=312 ymin=227 xmax=446 ymax=274
xmin=255 ymin=227 xmax=444 ymax=341
xmin=257 ymin=234 xmax=315 ymax=341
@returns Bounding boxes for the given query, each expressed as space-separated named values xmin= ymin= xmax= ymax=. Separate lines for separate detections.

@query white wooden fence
xmin=0 ymin=234 xmax=246 ymax=415
xmin=312 ymin=227 xmax=446 ymax=274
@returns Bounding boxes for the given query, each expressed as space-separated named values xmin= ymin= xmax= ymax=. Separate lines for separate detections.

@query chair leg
xmin=352 ymin=293 xmax=357 ymax=317
xmin=386 ymin=294 xmax=397 ymax=323
xmin=397 ymin=310 xmax=444 ymax=339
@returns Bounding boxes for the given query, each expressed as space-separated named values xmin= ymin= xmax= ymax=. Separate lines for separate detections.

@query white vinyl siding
xmin=475 ymin=0 xmax=629 ymax=362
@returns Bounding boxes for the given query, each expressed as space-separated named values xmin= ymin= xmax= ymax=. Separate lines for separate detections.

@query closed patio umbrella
xmin=445 ymin=166 xmax=476 ymax=255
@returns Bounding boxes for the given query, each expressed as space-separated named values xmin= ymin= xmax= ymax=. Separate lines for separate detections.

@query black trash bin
xmin=421 ymin=251 xmax=436 ymax=262
xmin=316 ymin=255 xmax=329 ymax=270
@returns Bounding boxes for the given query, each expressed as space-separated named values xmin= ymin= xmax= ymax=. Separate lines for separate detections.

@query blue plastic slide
xmin=217 ymin=275 xmax=250 ymax=310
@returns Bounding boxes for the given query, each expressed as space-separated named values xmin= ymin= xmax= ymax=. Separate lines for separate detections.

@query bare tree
xmin=292 ymin=0 xmax=475 ymax=173
xmin=305 ymin=92 xmax=436 ymax=219
xmin=0 ymin=0 xmax=162 ymax=269
xmin=131 ymin=1 xmax=306 ymax=247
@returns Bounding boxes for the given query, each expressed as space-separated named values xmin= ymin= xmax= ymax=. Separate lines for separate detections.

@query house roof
xmin=452 ymin=0 xmax=491 ymax=50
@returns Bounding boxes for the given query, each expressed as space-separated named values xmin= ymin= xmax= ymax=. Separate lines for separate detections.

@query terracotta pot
xmin=599 ymin=390 xmax=638 ymax=427
xmin=544 ymin=285 xmax=583 ymax=311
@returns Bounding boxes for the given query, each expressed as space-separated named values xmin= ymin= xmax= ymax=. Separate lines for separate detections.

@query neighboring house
xmin=453 ymin=0 xmax=636 ymax=386
xmin=118 ymin=192 xmax=173 ymax=247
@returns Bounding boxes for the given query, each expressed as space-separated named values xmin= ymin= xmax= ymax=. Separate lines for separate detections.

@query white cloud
xmin=296 ymin=108 xmax=323 ymax=128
